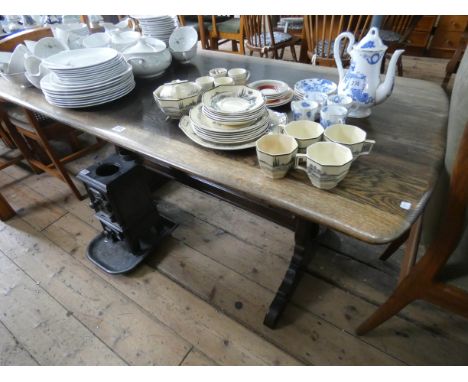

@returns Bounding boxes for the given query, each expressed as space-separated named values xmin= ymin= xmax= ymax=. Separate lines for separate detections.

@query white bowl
xmin=153 ymin=81 xmax=201 ymax=119
xmin=7 ymin=44 xmax=28 ymax=74
xmin=33 ymin=37 xmax=67 ymax=59
xmin=169 ymin=26 xmax=198 ymax=63
xmin=83 ymin=32 xmax=111 ymax=48
xmin=1 ymin=71 xmax=32 ymax=87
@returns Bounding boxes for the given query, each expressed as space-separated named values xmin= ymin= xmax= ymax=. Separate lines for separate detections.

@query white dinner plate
xmin=43 ymin=47 xmax=119 ymax=70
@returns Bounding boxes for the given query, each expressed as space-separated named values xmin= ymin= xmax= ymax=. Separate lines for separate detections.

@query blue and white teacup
xmin=327 ymin=94 xmax=359 ymax=113
xmin=320 ymin=105 xmax=347 ymax=128
xmin=291 ymin=100 xmax=319 ymax=121
xmin=304 ymin=91 xmax=328 ymax=119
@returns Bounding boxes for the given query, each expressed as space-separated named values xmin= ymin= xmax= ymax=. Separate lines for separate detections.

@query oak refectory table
xmin=0 ymin=50 xmax=448 ymax=328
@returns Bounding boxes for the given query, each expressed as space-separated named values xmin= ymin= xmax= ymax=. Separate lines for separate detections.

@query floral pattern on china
xmin=333 ymin=27 xmax=405 ymax=118
xmin=294 ymin=78 xmax=337 ymax=97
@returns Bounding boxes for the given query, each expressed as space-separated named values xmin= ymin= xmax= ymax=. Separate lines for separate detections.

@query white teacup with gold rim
xmin=294 ymin=141 xmax=353 ymax=189
xmin=214 ymin=76 xmax=234 ymax=87
xmin=256 ymin=134 xmax=298 ymax=179
xmin=282 ymin=120 xmax=324 ymax=151
xmin=324 ymin=123 xmax=375 ymax=158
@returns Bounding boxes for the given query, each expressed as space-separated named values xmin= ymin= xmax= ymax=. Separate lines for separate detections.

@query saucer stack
xmin=181 ymin=85 xmax=270 ymax=150
xmin=132 ymin=15 xmax=178 ymax=44
xmin=293 ymin=78 xmax=337 ymax=99
xmin=40 ymin=47 xmax=135 ymax=108
xmin=248 ymin=79 xmax=293 ymax=108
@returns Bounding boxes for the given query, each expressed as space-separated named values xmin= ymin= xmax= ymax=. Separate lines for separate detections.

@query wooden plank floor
xmin=0 ymin=55 xmax=466 ymax=365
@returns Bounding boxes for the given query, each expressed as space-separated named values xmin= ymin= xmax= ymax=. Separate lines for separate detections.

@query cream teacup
xmin=320 ymin=105 xmax=347 ymax=128
xmin=294 ymin=141 xmax=353 ymax=189
xmin=228 ymin=67 xmax=250 ymax=85
xmin=291 ymin=100 xmax=319 ymax=121
xmin=196 ymin=76 xmax=215 ymax=91
xmin=214 ymin=76 xmax=234 ymax=87
xmin=256 ymin=134 xmax=298 ymax=179
xmin=209 ymin=67 xmax=228 ymax=78
xmin=282 ymin=120 xmax=324 ymax=151
xmin=324 ymin=124 xmax=375 ymax=158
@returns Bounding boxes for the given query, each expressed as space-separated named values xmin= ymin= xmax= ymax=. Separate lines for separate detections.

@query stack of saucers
xmin=248 ymin=79 xmax=293 ymax=108
xmin=293 ymin=78 xmax=337 ymax=99
xmin=40 ymin=48 xmax=135 ymax=108
xmin=131 ymin=15 xmax=178 ymax=44
xmin=181 ymin=85 xmax=270 ymax=150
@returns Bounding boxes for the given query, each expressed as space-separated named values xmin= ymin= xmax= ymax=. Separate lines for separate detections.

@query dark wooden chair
xmin=357 ymin=48 xmax=468 ymax=335
xmin=243 ymin=15 xmax=299 ymax=61
xmin=0 ymin=104 xmax=104 ymax=200
xmin=301 ymin=15 xmax=372 ymax=66
xmin=198 ymin=16 xmax=245 ymax=54
xmin=442 ymin=24 xmax=468 ymax=90
xmin=379 ymin=15 xmax=423 ymax=76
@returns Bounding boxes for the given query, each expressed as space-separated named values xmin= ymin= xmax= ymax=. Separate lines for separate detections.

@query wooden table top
xmin=0 ymin=50 xmax=448 ymax=244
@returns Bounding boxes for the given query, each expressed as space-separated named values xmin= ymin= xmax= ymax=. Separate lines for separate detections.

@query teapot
xmin=334 ymin=27 xmax=404 ymax=118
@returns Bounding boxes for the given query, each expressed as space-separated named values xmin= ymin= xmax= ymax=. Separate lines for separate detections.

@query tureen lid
xmin=355 ymin=27 xmax=386 ymax=51
xmin=123 ymin=39 xmax=153 ymax=54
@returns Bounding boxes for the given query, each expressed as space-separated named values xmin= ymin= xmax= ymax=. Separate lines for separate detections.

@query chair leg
xmin=356 ymin=280 xmax=418 ymax=335
xmin=27 ymin=123 xmax=85 ymax=200
xmin=0 ymin=192 xmax=15 ymax=221
xmin=397 ymin=56 xmax=404 ymax=76
xmin=290 ymin=44 xmax=298 ymax=62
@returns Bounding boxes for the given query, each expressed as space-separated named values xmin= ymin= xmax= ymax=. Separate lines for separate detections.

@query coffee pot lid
xmin=356 ymin=27 xmax=386 ymax=51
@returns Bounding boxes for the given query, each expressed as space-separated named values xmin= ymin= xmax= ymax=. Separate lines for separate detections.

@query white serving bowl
xmin=153 ymin=80 xmax=201 ymax=119
xmin=7 ymin=44 xmax=28 ymax=74
xmin=123 ymin=37 xmax=172 ymax=78
xmin=169 ymin=26 xmax=198 ymax=63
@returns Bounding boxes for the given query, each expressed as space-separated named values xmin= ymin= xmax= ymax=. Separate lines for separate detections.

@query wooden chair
xmin=379 ymin=16 xmax=423 ymax=76
xmin=198 ymin=16 xmax=245 ymax=54
xmin=0 ymin=26 xmax=53 ymax=52
xmin=357 ymin=48 xmax=468 ymax=336
xmin=0 ymin=104 xmax=104 ymax=200
xmin=301 ymin=15 xmax=372 ymax=66
xmin=442 ymin=24 xmax=468 ymax=90
xmin=243 ymin=15 xmax=299 ymax=61
xmin=0 ymin=28 xmax=105 ymax=200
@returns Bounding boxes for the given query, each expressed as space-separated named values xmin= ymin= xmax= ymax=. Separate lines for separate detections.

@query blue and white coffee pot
xmin=334 ymin=27 xmax=404 ymax=118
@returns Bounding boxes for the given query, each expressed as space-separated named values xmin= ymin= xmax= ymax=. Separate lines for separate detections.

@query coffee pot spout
xmin=376 ymin=49 xmax=405 ymax=104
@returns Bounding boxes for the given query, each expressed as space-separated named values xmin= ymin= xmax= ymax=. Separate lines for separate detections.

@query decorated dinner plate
xmin=190 ymin=104 xmax=270 ymax=132
xmin=248 ymin=79 xmax=290 ymax=97
xmin=265 ymin=89 xmax=294 ymax=108
xmin=202 ymin=85 xmax=265 ymax=115
xmin=294 ymin=78 xmax=337 ymax=96
xmin=179 ymin=116 xmax=258 ymax=151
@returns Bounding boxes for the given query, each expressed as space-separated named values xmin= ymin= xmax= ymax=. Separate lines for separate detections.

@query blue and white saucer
xmin=294 ymin=78 xmax=337 ymax=98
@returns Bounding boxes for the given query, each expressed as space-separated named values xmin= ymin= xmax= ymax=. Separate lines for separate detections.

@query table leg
xmin=264 ymin=219 xmax=319 ymax=329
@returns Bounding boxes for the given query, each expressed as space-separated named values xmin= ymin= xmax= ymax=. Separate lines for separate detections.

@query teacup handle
xmin=294 ymin=153 xmax=308 ymax=172
xmin=359 ymin=139 xmax=375 ymax=156
xmin=349 ymin=102 xmax=360 ymax=112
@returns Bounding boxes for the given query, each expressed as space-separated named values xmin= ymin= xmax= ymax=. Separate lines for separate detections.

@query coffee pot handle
xmin=334 ymin=32 xmax=355 ymax=84
xmin=294 ymin=154 xmax=308 ymax=172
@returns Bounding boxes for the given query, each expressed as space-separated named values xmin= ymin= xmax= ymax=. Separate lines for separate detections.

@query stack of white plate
xmin=293 ymin=78 xmax=337 ymax=99
xmin=248 ymin=79 xmax=293 ymax=108
xmin=131 ymin=15 xmax=178 ymax=44
xmin=182 ymin=85 xmax=270 ymax=149
xmin=40 ymin=48 xmax=135 ymax=108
